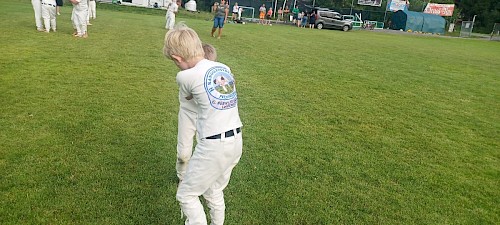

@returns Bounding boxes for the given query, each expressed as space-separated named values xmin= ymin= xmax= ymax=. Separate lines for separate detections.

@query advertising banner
xmin=387 ymin=0 xmax=409 ymax=12
xmin=357 ymin=0 xmax=382 ymax=7
xmin=424 ymin=3 xmax=455 ymax=17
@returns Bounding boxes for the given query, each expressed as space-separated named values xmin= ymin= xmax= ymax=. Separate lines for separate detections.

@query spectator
xmin=266 ymin=7 xmax=273 ymax=25
xmin=309 ymin=10 xmax=316 ymax=29
xmin=277 ymin=7 xmax=283 ymax=22
xmin=56 ymin=0 xmax=62 ymax=16
xmin=259 ymin=4 xmax=266 ymax=25
xmin=210 ymin=0 xmax=228 ymax=39
xmin=296 ymin=10 xmax=302 ymax=27
xmin=231 ymin=2 xmax=239 ymax=21
xmin=292 ymin=6 xmax=299 ymax=25
xmin=284 ymin=6 xmax=290 ymax=23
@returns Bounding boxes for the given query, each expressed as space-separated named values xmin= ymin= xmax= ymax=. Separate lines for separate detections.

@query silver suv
xmin=315 ymin=10 xmax=352 ymax=31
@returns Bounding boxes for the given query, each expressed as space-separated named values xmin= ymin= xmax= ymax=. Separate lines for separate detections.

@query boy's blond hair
xmin=202 ymin=43 xmax=217 ymax=61
xmin=163 ymin=23 xmax=204 ymax=61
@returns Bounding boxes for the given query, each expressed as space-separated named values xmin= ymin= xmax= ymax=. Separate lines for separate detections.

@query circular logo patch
xmin=204 ymin=66 xmax=237 ymax=110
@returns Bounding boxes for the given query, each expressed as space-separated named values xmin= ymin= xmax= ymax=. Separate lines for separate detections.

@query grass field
xmin=1 ymin=0 xmax=499 ymax=224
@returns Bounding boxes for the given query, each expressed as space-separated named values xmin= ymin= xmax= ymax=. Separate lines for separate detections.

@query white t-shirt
xmin=232 ymin=5 xmax=239 ymax=13
xmin=176 ymin=59 xmax=242 ymax=138
xmin=167 ymin=2 xmax=178 ymax=14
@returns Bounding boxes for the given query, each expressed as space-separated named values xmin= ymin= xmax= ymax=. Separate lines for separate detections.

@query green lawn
xmin=1 ymin=0 xmax=499 ymax=224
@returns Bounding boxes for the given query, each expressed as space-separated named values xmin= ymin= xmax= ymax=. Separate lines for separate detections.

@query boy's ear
xmin=171 ymin=55 xmax=183 ymax=63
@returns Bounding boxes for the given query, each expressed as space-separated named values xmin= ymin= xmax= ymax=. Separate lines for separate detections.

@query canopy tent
xmin=391 ymin=10 xmax=446 ymax=34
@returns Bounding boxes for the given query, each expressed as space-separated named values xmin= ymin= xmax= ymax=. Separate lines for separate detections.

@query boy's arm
xmin=177 ymin=73 xmax=194 ymax=102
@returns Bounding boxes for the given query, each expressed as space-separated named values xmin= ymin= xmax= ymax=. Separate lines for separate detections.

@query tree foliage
xmin=310 ymin=0 xmax=498 ymax=32
xmin=454 ymin=0 xmax=500 ymax=33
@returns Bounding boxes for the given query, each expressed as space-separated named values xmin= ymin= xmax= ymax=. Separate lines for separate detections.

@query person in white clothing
xmin=70 ymin=0 xmax=88 ymax=38
xmin=165 ymin=0 xmax=178 ymax=30
xmin=237 ymin=7 xmax=243 ymax=21
xmin=87 ymin=0 xmax=96 ymax=25
xmin=164 ymin=24 xmax=243 ymax=225
xmin=41 ymin=0 xmax=57 ymax=32
xmin=175 ymin=43 xmax=218 ymax=182
xmin=32 ymin=0 xmax=44 ymax=31
xmin=231 ymin=2 xmax=239 ymax=21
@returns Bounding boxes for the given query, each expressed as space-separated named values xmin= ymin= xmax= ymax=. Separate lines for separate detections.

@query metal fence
xmin=491 ymin=23 xmax=500 ymax=41
xmin=459 ymin=21 xmax=473 ymax=37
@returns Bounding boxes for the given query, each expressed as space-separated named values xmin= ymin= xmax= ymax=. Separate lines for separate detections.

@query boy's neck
xmin=185 ymin=56 xmax=205 ymax=69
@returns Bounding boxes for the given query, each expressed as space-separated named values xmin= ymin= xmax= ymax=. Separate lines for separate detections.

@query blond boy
xmin=175 ymin=43 xmax=217 ymax=182
xmin=164 ymin=24 xmax=242 ymax=225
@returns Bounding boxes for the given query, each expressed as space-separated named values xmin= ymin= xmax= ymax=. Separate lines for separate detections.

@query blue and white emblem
xmin=204 ymin=66 xmax=237 ymax=110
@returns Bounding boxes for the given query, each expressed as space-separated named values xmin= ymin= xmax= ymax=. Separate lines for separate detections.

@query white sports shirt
xmin=176 ymin=59 xmax=242 ymax=138
xmin=167 ymin=2 xmax=178 ymax=14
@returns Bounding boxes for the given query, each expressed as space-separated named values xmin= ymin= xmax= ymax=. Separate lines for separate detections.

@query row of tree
xmin=454 ymin=0 xmax=500 ymax=33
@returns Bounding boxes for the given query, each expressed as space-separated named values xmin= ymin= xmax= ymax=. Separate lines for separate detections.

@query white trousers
xmin=32 ymin=0 xmax=42 ymax=30
xmin=87 ymin=0 xmax=96 ymax=20
xmin=176 ymin=108 xmax=197 ymax=181
xmin=176 ymin=131 xmax=242 ymax=225
xmin=41 ymin=3 xmax=56 ymax=31
xmin=166 ymin=12 xmax=175 ymax=29
xmin=72 ymin=2 xmax=88 ymax=36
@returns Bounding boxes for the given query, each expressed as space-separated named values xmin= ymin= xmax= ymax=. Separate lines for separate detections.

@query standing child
xmin=231 ymin=2 xmax=239 ymax=22
xmin=277 ymin=7 xmax=283 ymax=22
xmin=237 ymin=6 xmax=243 ymax=21
xmin=165 ymin=0 xmax=178 ymax=30
xmin=296 ymin=10 xmax=302 ymax=27
xmin=87 ymin=0 xmax=96 ymax=25
xmin=266 ymin=7 xmax=273 ymax=25
xmin=175 ymin=43 xmax=217 ymax=182
xmin=41 ymin=0 xmax=57 ymax=32
xmin=32 ymin=0 xmax=44 ymax=31
xmin=283 ymin=6 xmax=290 ymax=23
xmin=300 ymin=12 xmax=307 ymax=28
xmin=164 ymin=24 xmax=243 ymax=225
xmin=70 ymin=0 xmax=88 ymax=38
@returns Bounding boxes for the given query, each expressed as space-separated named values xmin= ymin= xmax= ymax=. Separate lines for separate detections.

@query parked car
xmin=315 ymin=10 xmax=353 ymax=31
